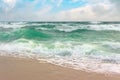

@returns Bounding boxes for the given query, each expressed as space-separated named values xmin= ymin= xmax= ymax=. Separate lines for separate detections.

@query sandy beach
xmin=0 ymin=56 xmax=119 ymax=80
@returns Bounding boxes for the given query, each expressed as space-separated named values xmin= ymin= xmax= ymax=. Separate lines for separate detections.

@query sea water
xmin=0 ymin=21 xmax=120 ymax=73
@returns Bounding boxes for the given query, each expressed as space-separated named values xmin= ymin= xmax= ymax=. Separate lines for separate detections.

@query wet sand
xmin=0 ymin=56 xmax=120 ymax=80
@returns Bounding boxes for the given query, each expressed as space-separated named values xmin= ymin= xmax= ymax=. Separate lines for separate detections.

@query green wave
xmin=0 ymin=24 xmax=120 ymax=43
xmin=0 ymin=28 xmax=51 ymax=42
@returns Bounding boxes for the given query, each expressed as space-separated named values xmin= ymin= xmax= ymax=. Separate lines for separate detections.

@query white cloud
xmin=35 ymin=5 xmax=52 ymax=17
xmin=72 ymin=0 xmax=79 ymax=2
xmin=109 ymin=0 xmax=120 ymax=12
xmin=2 ymin=0 xmax=16 ymax=11
xmin=57 ymin=0 xmax=63 ymax=7
xmin=54 ymin=5 xmax=95 ymax=21
xmin=0 ymin=5 xmax=53 ymax=21
xmin=71 ymin=0 xmax=84 ymax=3
xmin=52 ymin=0 xmax=120 ymax=21
xmin=50 ymin=0 xmax=63 ymax=7
xmin=0 ymin=0 xmax=120 ymax=21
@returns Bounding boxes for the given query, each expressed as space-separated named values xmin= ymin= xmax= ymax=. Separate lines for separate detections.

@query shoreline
xmin=0 ymin=56 xmax=120 ymax=80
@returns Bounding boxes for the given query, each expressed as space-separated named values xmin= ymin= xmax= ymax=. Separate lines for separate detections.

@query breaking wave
xmin=0 ymin=21 xmax=120 ymax=74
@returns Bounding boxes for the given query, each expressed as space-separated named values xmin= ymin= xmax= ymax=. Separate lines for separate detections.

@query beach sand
xmin=0 ymin=56 xmax=120 ymax=80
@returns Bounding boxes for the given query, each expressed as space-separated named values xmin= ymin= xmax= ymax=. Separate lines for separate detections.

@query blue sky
xmin=0 ymin=0 xmax=120 ymax=21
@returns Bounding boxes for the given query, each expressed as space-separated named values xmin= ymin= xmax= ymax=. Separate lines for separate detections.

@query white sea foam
xmin=0 ymin=22 xmax=120 ymax=32
xmin=0 ymin=22 xmax=26 ymax=29
xmin=87 ymin=24 xmax=120 ymax=31
xmin=55 ymin=24 xmax=79 ymax=32
xmin=89 ymin=21 xmax=102 ymax=24
xmin=102 ymin=41 xmax=120 ymax=50
xmin=55 ymin=24 xmax=120 ymax=32
xmin=47 ymin=57 xmax=120 ymax=73
xmin=0 ymin=41 xmax=120 ymax=73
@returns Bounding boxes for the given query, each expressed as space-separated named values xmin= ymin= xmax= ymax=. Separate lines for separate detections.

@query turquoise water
xmin=0 ymin=22 xmax=120 ymax=73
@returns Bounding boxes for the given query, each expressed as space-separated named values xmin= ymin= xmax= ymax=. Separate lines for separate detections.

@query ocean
xmin=0 ymin=21 xmax=120 ymax=73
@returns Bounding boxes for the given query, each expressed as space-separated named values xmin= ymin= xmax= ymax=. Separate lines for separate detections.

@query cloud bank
xmin=0 ymin=0 xmax=120 ymax=21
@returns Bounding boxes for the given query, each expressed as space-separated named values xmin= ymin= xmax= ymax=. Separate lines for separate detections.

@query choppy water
xmin=0 ymin=21 xmax=120 ymax=73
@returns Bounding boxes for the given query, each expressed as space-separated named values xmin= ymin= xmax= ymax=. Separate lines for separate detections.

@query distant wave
xmin=0 ymin=22 xmax=120 ymax=32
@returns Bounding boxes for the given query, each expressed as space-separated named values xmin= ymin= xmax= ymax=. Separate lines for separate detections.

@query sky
xmin=0 ymin=0 xmax=120 ymax=21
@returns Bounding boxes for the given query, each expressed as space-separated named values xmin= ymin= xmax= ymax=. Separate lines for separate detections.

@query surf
xmin=0 ymin=21 xmax=120 ymax=74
